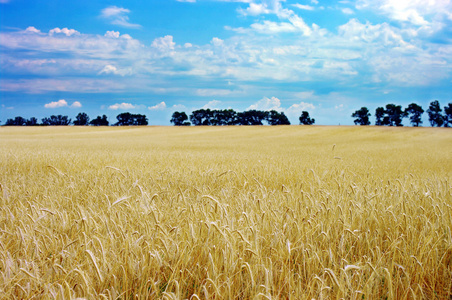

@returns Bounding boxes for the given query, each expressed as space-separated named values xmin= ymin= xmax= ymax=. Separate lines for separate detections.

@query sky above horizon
xmin=1 ymin=0 xmax=451 ymax=125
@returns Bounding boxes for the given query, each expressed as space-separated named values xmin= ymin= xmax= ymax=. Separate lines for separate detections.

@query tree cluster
xmin=2 ymin=112 xmax=144 ymax=126
xmin=171 ymin=109 xmax=314 ymax=126
xmin=114 ymin=112 xmax=148 ymax=126
xmin=352 ymin=100 xmax=452 ymax=127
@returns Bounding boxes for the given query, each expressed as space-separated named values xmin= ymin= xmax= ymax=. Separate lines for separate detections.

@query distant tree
xmin=190 ymin=109 xmax=214 ymax=126
xmin=351 ymin=107 xmax=371 ymax=125
xmin=237 ymin=110 xmax=268 ymax=125
xmin=427 ymin=100 xmax=444 ymax=127
xmin=375 ymin=104 xmax=406 ymax=126
xmin=404 ymin=103 xmax=424 ymax=127
xmin=385 ymin=104 xmax=407 ymax=126
xmin=5 ymin=116 xmax=26 ymax=126
xmin=41 ymin=115 xmax=71 ymax=126
xmin=375 ymin=107 xmax=387 ymax=126
xmin=170 ymin=111 xmax=191 ymax=126
xmin=25 ymin=117 xmax=38 ymax=126
xmin=299 ymin=111 xmax=315 ymax=125
xmin=444 ymin=103 xmax=452 ymax=127
xmin=90 ymin=115 xmax=109 ymax=126
xmin=266 ymin=110 xmax=290 ymax=125
xmin=212 ymin=109 xmax=238 ymax=125
xmin=73 ymin=112 xmax=90 ymax=126
xmin=115 ymin=112 xmax=148 ymax=126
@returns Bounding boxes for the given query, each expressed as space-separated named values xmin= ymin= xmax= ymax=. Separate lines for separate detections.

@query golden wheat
xmin=0 ymin=126 xmax=451 ymax=299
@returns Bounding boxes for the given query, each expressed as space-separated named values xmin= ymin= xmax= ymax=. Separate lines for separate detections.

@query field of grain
xmin=0 ymin=126 xmax=451 ymax=299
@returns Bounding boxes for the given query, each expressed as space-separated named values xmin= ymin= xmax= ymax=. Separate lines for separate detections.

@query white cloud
xmin=292 ymin=4 xmax=315 ymax=11
xmin=211 ymin=37 xmax=224 ymax=47
xmin=71 ymin=101 xmax=82 ymax=108
xmin=108 ymin=102 xmax=136 ymax=110
xmin=202 ymin=100 xmax=222 ymax=109
xmin=148 ymin=101 xmax=167 ymax=110
xmin=240 ymin=3 xmax=271 ymax=16
xmin=25 ymin=26 xmax=41 ymax=34
xmin=342 ymin=8 xmax=354 ymax=15
xmin=44 ymin=99 xmax=82 ymax=108
xmin=171 ymin=104 xmax=187 ymax=111
xmin=356 ymin=0 xmax=451 ymax=26
xmin=247 ymin=96 xmax=282 ymax=111
xmin=49 ymin=28 xmax=80 ymax=36
xmin=104 ymin=31 xmax=120 ymax=38
xmin=286 ymin=101 xmax=315 ymax=113
xmin=44 ymin=99 xmax=68 ymax=108
xmin=196 ymin=89 xmax=233 ymax=96
xmin=100 ymin=6 xmax=141 ymax=28
xmin=251 ymin=21 xmax=298 ymax=33
xmin=151 ymin=35 xmax=175 ymax=51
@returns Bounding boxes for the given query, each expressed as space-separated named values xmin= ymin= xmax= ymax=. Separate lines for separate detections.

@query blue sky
xmin=1 ymin=0 xmax=451 ymax=125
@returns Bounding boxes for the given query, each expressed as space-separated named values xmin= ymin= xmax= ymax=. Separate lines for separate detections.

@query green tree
xmin=115 ymin=113 xmax=148 ymax=126
xmin=444 ymin=103 xmax=452 ymax=127
xmin=299 ymin=111 xmax=315 ymax=125
xmin=427 ymin=100 xmax=444 ymax=127
xmin=25 ymin=117 xmax=38 ymax=126
xmin=351 ymin=107 xmax=371 ymax=125
xmin=212 ymin=109 xmax=238 ymax=125
xmin=73 ymin=112 xmax=90 ymax=126
xmin=190 ymin=109 xmax=214 ymax=126
xmin=375 ymin=104 xmax=406 ymax=126
xmin=266 ymin=110 xmax=290 ymax=125
xmin=404 ymin=103 xmax=424 ymax=127
xmin=375 ymin=107 xmax=388 ymax=126
xmin=237 ymin=110 xmax=268 ymax=125
xmin=90 ymin=115 xmax=109 ymax=126
xmin=41 ymin=115 xmax=71 ymax=126
xmin=5 ymin=116 xmax=26 ymax=126
xmin=170 ymin=111 xmax=191 ymax=126
xmin=385 ymin=104 xmax=407 ymax=126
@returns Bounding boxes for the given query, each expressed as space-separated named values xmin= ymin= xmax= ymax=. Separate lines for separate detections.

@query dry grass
xmin=0 ymin=125 xmax=451 ymax=299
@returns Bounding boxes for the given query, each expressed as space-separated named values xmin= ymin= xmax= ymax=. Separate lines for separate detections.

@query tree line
xmin=3 ymin=100 xmax=450 ymax=127
xmin=3 ymin=112 xmax=147 ymax=126
xmin=352 ymin=100 xmax=452 ymax=127
xmin=171 ymin=109 xmax=315 ymax=126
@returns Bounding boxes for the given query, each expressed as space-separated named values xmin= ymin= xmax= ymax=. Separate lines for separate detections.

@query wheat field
xmin=0 ymin=126 xmax=451 ymax=299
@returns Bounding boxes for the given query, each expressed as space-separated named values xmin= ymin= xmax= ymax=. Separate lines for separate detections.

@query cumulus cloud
xmin=148 ymin=101 xmax=167 ymax=110
xmin=247 ymin=97 xmax=282 ymax=111
xmin=151 ymin=35 xmax=175 ymax=51
xmin=44 ymin=99 xmax=68 ymax=108
xmin=49 ymin=27 xmax=80 ymax=36
xmin=287 ymin=101 xmax=315 ymax=113
xmin=171 ymin=104 xmax=187 ymax=111
xmin=356 ymin=0 xmax=451 ymax=26
xmin=100 ymin=6 xmax=141 ymax=28
xmin=25 ymin=26 xmax=41 ymax=34
xmin=71 ymin=101 xmax=82 ymax=108
xmin=202 ymin=100 xmax=222 ymax=109
xmin=99 ymin=65 xmax=118 ymax=75
xmin=109 ymin=102 xmax=136 ymax=110
xmin=44 ymin=99 xmax=82 ymax=108
xmin=104 ymin=31 xmax=120 ymax=38
xmin=98 ymin=64 xmax=132 ymax=76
